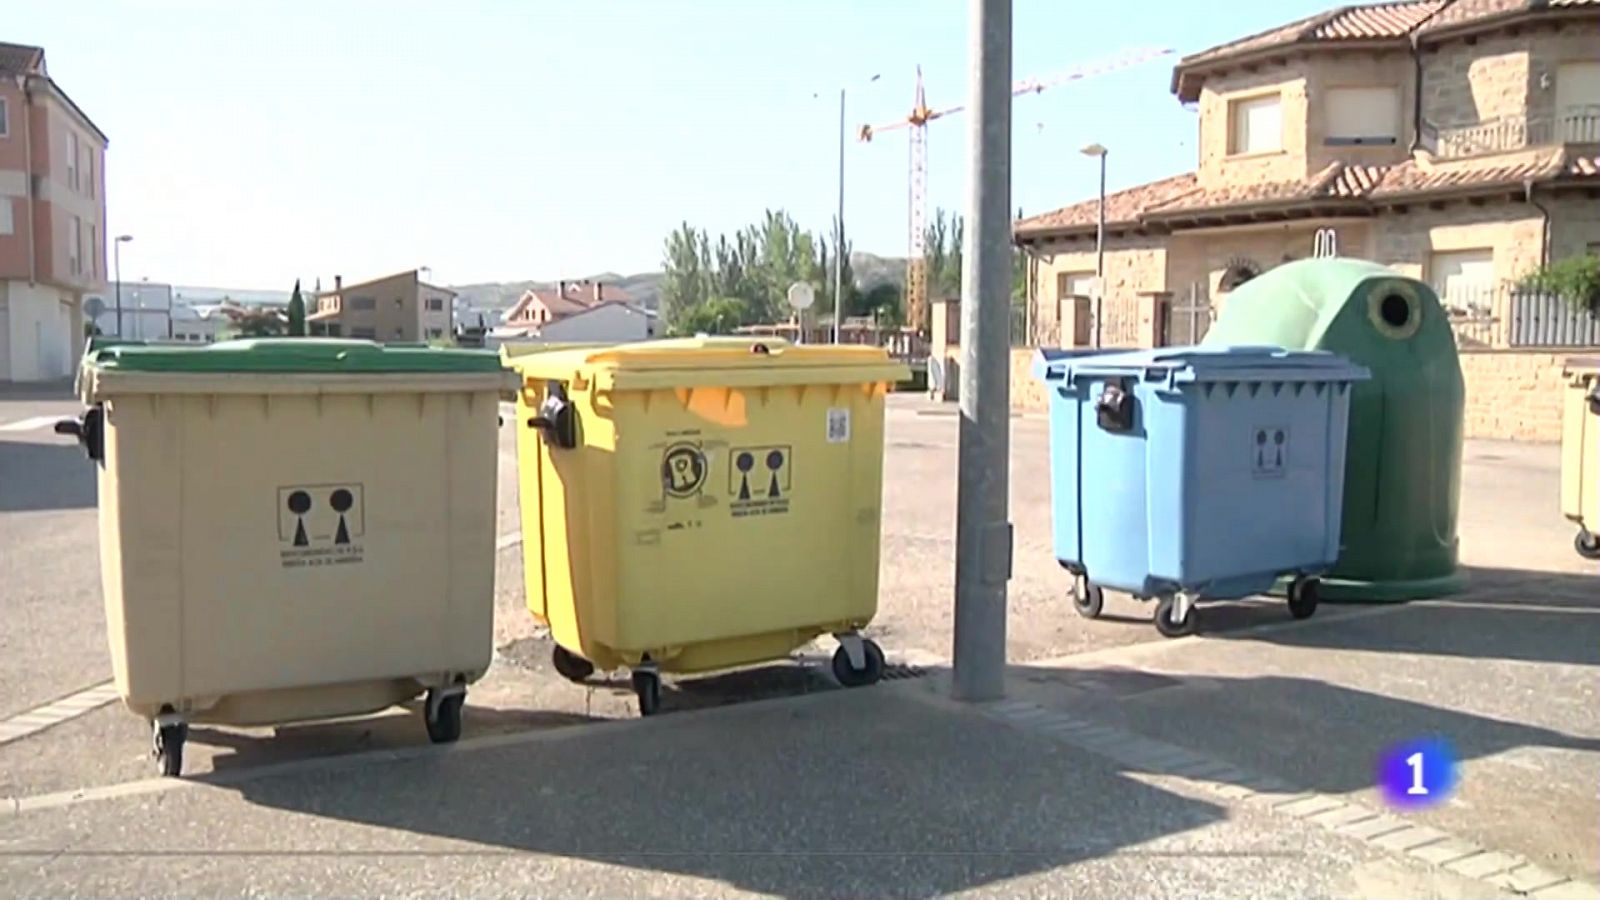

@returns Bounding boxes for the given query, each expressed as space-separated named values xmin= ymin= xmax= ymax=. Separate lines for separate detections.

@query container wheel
xmin=831 ymin=638 xmax=886 ymax=688
xmin=1072 ymin=579 xmax=1105 ymax=619
xmin=425 ymin=689 xmax=465 ymax=744
xmin=1287 ymin=577 xmax=1321 ymax=620
xmin=551 ymin=645 xmax=596 ymax=683
xmin=153 ymin=721 xmax=187 ymax=778
xmin=1576 ymin=530 xmax=1600 ymax=561
xmin=632 ymin=669 xmax=662 ymax=716
xmin=1154 ymin=595 xmax=1198 ymax=638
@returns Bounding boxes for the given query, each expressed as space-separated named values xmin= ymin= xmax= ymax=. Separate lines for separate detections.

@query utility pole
xmin=952 ymin=0 xmax=1013 ymax=702
xmin=835 ymin=87 xmax=846 ymax=345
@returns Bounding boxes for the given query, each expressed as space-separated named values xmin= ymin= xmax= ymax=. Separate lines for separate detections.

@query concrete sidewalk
xmin=0 ymin=679 xmax=1528 ymax=900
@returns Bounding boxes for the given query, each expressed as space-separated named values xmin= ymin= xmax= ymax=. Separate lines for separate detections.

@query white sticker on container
xmin=826 ymin=407 xmax=851 ymax=444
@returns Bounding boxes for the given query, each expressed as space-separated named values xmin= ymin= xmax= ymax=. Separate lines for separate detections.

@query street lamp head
xmin=1080 ymin=143 xmax=1108 ymax=158
xmin=115 ymin=234 xmax=134 ymax=243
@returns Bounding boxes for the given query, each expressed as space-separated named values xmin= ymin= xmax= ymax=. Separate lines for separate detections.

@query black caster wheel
xmin=1154 ymin=595 xmax=1198 ymax=638
xmin=1575 ymin=530 xmax=1600 ymax=561
xmin=153 ymin=721 xmax=187 ymax=778
xmin=1287 ymin=576 xmax=1321 ymax=620
xmin=831 ymin=638 xmax=886 ymax=688
xmin=551 ymin=645 xmax=596 ymax=683
xmin=632 ymin=669 xmax=662 ymax=716
xmin=425 ymin=689 xmax=465 ymax=744
xmin=1072 ymin=579 xmax=1105 ymax=619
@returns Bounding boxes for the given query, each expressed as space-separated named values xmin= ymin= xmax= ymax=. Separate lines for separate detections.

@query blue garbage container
xmin=1032 ymin=345 xmax=1370 ymax=637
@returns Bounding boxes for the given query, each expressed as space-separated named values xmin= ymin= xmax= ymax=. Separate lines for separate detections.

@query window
xmin=350 ymin=326 xmax=376 ymax=339
xmin=427 ymin=328 xmax=443 ymax=339
xmin=426 ymin=297 xmax=444 ymax=311
xmin=349 ymin=295 xmax=376 ymax=311
xmin=0 ymin=197 xmax=12 ymax=236
xmin=1229 ymin=93 xmax=1283 ymax=155
xmin=1325 ymin=87 xmax=1400 ymax=145
xmin=88 ymin=224 xmax=97 ymax=277
xmin=1430 ymin=248 xmax=1494 ymax=311
xmin=1556 ymin=62 xmax=1600 ymax=143
xmin=68 ymin=132 xmax=80 ymax=191
xmin=87 ymin=151 xmax=95 ymax=199
xmin=68 ymin=215 xmax=82 ymax=275
xmin=0 ymin=97 xmax=8 ymax=138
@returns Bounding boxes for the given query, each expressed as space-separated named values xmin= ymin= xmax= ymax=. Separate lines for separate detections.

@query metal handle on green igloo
xmin=526 ymin=381 xmax=579 ymax=450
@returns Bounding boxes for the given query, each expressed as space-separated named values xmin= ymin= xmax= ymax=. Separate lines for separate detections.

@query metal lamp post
xmin=113 ymin=234 xmax=133 ymax=337
xmin=821 ymin=75 xmax=880 ymax=344
xmin=1080 ymin=144 xmax=1107 ymax=348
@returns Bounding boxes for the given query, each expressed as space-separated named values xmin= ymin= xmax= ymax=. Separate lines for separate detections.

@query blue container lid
xmin=1033 ymin=345 xmax=1370 ymax=387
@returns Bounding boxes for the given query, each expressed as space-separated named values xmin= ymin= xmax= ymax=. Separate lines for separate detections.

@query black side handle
xmin=55 ymin=406 xmax=105 ymax=463
xmin=1588 ymin=389 xmax=1599 ymax=416
xmin=526 ymin=382 xmax=578 ymax=450
xmin=1094 ymin=379 xmax=1135 ymax=433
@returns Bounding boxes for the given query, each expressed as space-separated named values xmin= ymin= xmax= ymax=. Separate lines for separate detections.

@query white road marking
xmin=0 ymin=416 xmax=66 ymax=433
xmin=0 ymin=682 xmax=120 ymax=746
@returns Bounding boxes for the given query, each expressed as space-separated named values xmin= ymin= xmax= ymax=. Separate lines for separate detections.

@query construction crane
xmin=859 ymin=47 xmax=1175 ymax=336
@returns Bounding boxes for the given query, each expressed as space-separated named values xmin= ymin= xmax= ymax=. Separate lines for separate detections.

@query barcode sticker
xmin=826 ymin=407 xmax=851 ymax=444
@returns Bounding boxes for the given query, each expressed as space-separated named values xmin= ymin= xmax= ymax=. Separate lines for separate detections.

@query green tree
xmin=660 ymin=222 xmax=712 ymax=325
xmin=286 ymin=279 xmax=306 ymax=336
xmin=233 ymin=308 xmax=286 ymax=338
xmin=668 ymin=296 xmax=753 ymax=336
xmin=857 ymin=282 xmax=903 ymax=327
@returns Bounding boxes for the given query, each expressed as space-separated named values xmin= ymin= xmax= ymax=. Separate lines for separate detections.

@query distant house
xmin=491 ymin=279 xmax=655 ymax=345
xmin=307 ymin=269 xmax=456 ymax=342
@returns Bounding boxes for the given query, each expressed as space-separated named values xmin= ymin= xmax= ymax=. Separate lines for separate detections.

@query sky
xmin=12 ymin=0 xmax=1337 ymax=290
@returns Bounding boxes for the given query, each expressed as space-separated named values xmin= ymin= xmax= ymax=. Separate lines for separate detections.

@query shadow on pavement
xmin=0 ymin=439 xmax=95 ymax=512
xmin=1211 ymin=565 xmax=1599 ymax=667
xmin=225 ymin=687 xmax=1233 ymax=898
xmin=194 ymin=704 xmax=602 ymax=775
xmin=1010 ymin=662 xmax=1600 ymax=799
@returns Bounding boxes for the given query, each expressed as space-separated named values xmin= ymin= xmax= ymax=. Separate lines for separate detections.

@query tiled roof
xmin=1173 ymin=0 xmax=1600 ymax=99
xmin=1419 ymin=0 xmax=1600 ymax=33
xmin=0 ymin=42 xmax=44 ymax=77
xmin=1014 ymin=152 xmax=1600 ymax=239
xmin=1015 ymin=172 xmax=1199 ymax=233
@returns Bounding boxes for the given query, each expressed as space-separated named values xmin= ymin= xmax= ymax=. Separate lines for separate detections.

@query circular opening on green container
xmin=1379 ymin=293 xmax=1411 ymax=329
xmin=1367 ymin=281 xmax=1423 ymax=341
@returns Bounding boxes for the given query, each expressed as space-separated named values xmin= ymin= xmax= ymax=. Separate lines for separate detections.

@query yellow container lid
xmin=506 ymin=337 xmax=909 ymax=390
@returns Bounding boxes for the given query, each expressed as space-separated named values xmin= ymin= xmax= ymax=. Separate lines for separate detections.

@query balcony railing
xmin=1426 ymin=105 xmax=1600 ymax=160
xmin=1437 ymin=284 xmax=1600 ymax=348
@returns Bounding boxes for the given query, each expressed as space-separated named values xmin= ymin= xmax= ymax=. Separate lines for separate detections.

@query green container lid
xmin=85 ymin=338 xmax=502 ymax=374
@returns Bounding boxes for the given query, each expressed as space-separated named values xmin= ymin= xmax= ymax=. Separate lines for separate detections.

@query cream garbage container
xmin=56 ymin=338 xmax=507 ymax=776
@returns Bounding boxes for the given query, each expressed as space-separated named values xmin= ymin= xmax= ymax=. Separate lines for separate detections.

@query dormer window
xmin=1325 ymin=87 xmax=1400 ymax=145
xmin=1229 ymin=92 xmax=1283 ymax=156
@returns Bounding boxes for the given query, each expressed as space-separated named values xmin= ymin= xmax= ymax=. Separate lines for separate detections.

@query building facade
xmin=1014 ymin=0 xmax=1600 ymax=353
xmin=0 ymin=42 xmax=109 ymax=381
xmin=308 ymin=269 xmax=456 ymax=342
xmin=491 ymin=280 xmax=647 ymax=344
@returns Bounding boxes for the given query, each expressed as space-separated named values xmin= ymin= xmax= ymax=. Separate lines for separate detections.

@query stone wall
xmin=1457 ymin=349 xmax=1579 ymax=442
xmin=1422 ymin=26 xmax=1600 ymax=129
xmin=1024 ymin=234 xmax=1168 ymax=349
xmin=1196 ymin=66 xmax=1310 ymax=189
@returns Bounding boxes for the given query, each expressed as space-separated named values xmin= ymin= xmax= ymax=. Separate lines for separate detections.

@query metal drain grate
xmin=880 ymin=663 xmax=928 ymax=682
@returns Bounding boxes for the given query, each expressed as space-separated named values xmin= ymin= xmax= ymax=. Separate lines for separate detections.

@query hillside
xmin=448 ymin=252 xmax=908 ymax=314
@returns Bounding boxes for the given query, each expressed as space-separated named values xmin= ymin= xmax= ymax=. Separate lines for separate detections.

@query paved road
xmin=2 ymin=390 xmax=1596 ymax=898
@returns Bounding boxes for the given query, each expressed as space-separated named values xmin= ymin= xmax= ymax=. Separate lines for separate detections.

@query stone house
xmin=1008 ymin=0 xmax=1600 ymax=440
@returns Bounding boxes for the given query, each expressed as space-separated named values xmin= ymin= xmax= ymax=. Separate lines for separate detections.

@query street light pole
xmin=113 ymin=234 xmax=132 ymax=337
xmin=1080 ymin=144 xmax=1107 ymax=348
xmin=835 ymin=87 xmax=845 ymax=345
xmin=952 ymin=0 xmax=1013 ymax=703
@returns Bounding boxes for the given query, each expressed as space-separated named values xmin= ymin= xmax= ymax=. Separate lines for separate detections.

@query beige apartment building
xmin=0 ymin=42 xmax=109 ymax=382
xmin=308 ymin=269 xmax=456 ymax=342
xmin=1014 ymin=0 xmax=1600 ymax=356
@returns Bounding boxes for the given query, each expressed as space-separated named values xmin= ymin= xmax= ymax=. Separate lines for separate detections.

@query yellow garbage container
xmin=55 ymin=338 xmax=509 ymax=775
xmin=1560 ymin=356 xmax=1600 ymax=560
xmin=507 ymin=337 xmax=909 ymax=714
